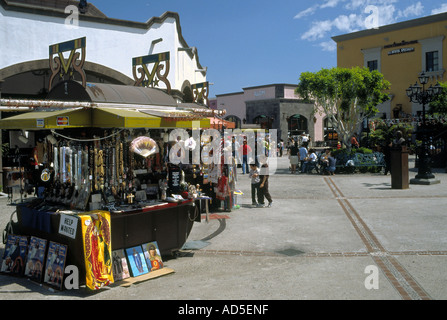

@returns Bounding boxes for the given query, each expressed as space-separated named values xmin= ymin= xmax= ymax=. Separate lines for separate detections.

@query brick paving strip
xmin=324 ymin=177 xmax=432 ymax=300
xmin=179 ymin=175 xmax=446 ymax=299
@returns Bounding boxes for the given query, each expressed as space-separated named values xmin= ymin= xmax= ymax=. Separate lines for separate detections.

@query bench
xmin=352 ymin=152 xmax=386 ymax=168
xmin=331 ymin=152 xmax=386 ymax=173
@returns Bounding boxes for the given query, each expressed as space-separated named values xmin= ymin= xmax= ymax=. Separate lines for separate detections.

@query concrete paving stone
xmin=0 ymin=155 xmax=446 ymax=300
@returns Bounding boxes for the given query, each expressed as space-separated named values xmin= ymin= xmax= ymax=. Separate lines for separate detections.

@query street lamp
xmin=406 ymin=72 xmax=443 ymax=185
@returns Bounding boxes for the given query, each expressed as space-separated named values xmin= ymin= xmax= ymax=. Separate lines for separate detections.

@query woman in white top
xmin=302 ymin=149 xmax=317 ymax=173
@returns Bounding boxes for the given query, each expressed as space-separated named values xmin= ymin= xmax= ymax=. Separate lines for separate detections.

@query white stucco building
xmin=0 ymin=0 xmax=207 ymax=101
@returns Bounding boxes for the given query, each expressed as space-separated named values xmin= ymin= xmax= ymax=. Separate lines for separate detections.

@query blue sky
xmin=90 ymin=0 xmax=447 ymax=97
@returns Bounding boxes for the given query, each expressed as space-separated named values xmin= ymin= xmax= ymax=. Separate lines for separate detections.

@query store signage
xmin=57 ymin=116 xmax=69 ymax=126
xmin=59 ymin=214 xmax=78 ymax=239
xmin=254 ymin=90 xmax=265 ymax=97
xmin=384 ymin=40 xmax=418 ymax=49
xmin=388 ymin=47 xmax=415 ymax=56
xmin=36 ymin=119 xmax=44 ymax=127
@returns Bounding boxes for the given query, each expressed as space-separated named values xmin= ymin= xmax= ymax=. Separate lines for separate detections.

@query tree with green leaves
xmin=296 ymin=67 xmax=390 ymax=150
xmin=429 ymin=81 xmax=447 ymax=115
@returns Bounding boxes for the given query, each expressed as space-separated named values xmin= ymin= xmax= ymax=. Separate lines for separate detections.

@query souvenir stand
xmin=0 ymin=37 xmax=234 ymax=290
xmin=0 ymin=82 xmax=226 ymax=289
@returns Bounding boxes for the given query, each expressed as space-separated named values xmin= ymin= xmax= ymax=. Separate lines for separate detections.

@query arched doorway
xmin=225 ymin=115 xmax=241 ymax=129
xmin=253 ymin=115 xmax=273 ymax=129
xmin=288 ymin=114 xmax=308 ymax=137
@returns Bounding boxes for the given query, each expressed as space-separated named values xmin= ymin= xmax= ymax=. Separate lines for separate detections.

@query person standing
xmin=299 ymin=143 xmax=308 ymax=173
xmin=248 ymin=163 xmax=261 ymax=206
xmin=279 ymin=139 xmax=284 ymax=157
xmin=289 ymin=142 xmax=299 ymax=174
xmin=239 ymin=140 xmax=252 ymax=174
xmin=258 ymin=159 xmax=273 ymax=208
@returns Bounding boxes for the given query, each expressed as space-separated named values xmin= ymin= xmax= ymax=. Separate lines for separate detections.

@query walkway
xmin=0 ymin=156 xmax=446 ymax=300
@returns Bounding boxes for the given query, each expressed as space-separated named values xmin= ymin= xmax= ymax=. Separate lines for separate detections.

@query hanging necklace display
xmin=104 ymin=144 xmax=110 ymax=191
xmin=76 ymin=147 xmax=82 ymax=192
xmin=115 ymin=135 xmax=120 ymax=191
xmin=73 ymin=146 xmax=78 ymax=187
xmin=94 ymin=140 xmax=99 ymax=192
xmin=120 ymin=141 xmax=125 ymax=202
xmin=75 ymin=145 xmax=90 ymax=210
xmin=68 ymin=145 xmax=73 ymax=184
xmin=111 ymin=145 xmax=116 ymax=193
xmin=61 ymin=146 xmax=66 ymax=184
xmin=53 ymin=146 xmax=59 ymax=183
xmin=83 ymin=145 xmax=89 ymax=190
xmin=128 ymin=133 xmax=134 ymax=189
xmin=89 ymin=144 xmax=94 ymax=193
xmin=119 ymin=141 xmax=124 ymax=191
xmin=122 ymin=132 xmax=128 ymax=190
xmin=98 ymin=149 xmax=105 ymax=191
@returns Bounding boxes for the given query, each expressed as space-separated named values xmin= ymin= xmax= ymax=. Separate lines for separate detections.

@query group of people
xmin=288 ymin=140 xmax=336 ymax=175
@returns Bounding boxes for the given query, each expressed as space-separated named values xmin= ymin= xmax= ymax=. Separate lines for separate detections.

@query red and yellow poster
xmin=79 ymin=210 xmax=114 ymax=290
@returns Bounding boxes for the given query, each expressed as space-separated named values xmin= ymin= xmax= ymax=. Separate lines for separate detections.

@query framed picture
xmin=43 ymin=242 xmax=68 ymax=290
xmin=112 ymin=249 xmax=131 ymax=281
xmin=125 ymin=246 xmax=149 ymax=277
xmin=1 ymin=234 xmax=28 ymax=276
xmin=141 ymin=241 xmax=164 ymax=272
xmin=24 ymin=236 xmax=47 ymax=282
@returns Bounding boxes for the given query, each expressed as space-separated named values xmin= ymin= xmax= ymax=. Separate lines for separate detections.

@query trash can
xmin=391 ymin=146 xmax=409 ymax=189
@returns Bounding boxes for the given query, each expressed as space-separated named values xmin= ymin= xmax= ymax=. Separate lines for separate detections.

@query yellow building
xmin=332 ymin=12 xmax=447 ymax=119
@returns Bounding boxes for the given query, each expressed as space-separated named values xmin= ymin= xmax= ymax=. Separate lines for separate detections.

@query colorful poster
xmin=112 ymin=249 xmax=130 ymax=281
xmin=1 ymin=235 xmax=28 ymax=276
xmin=24 ymin=236 xmax=47 ymax=282
xmin=43 ymin=241 xmax=67 ymax=290
xmin=79 ymin=210 xmax=114 ymax=290
xmin=141 ymin=241 xmax=164 ymax=272
xmin=125 ymin=246 xmax=149 ymax=277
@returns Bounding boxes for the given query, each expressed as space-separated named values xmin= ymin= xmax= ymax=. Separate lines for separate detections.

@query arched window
xmin=182 ymin=86 xmax=194 ymax=103
xmin=253 ymin=115 xmax=273 ymax=129
xmin=288 ymin=114 xmax=308 ymax=136
xmin=225 ymin=115 xmax=241 ymax=129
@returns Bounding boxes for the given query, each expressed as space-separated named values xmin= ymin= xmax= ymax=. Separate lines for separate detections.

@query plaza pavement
xmin=0 ymin=155 xmax=446 ymax=301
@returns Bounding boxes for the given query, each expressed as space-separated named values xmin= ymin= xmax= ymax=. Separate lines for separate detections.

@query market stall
xmin=0 ymin=80 xmax=235 ymax=290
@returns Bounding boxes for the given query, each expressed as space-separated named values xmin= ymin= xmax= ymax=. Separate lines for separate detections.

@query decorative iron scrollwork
xmin=192 ymin=82 xmax=209 ymax=105
xmin=132 ymin=52 xmax=171 ymax=93
xmin=49 ymin=37 xmax=86 ymax=90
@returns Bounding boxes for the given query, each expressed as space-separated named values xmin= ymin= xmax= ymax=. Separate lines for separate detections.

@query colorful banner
xmin=79 ymin=210 xmax=114 ymax=290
